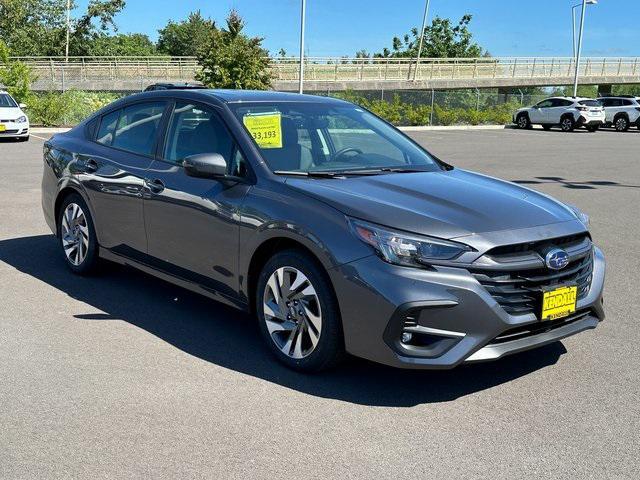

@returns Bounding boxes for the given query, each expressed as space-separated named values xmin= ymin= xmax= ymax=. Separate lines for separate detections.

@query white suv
xmin=0 ymin=90 xmax=30 ymax=141
xmin=513 ymin=97 xmax=605 ymax=132
xmin=598 ymin=96 xmax=640 ymax=132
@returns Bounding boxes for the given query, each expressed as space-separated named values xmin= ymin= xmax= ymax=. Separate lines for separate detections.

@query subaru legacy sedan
xmin=41 ymin=90 xmax=605 ymax=372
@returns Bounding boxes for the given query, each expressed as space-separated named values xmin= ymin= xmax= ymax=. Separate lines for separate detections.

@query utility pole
xmin=573 ymin=0 xmax=588 ymax=97
xmin=65 ymin=0 xmax=71 ymax=62
xmin=413 ymin=0 xmax=431 ymax=81
xmin=298 ymin=0 xmax=306 ymax=94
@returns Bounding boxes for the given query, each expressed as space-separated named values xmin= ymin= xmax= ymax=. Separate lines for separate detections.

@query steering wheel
xmin=333 ymin=147 xmax=363 ymax=162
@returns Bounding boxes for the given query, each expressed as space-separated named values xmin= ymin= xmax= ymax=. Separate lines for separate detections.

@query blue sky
xmin=76 ymin=0 xmax=639 ymax=57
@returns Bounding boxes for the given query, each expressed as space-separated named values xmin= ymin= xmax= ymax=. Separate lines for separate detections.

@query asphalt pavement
xmin=1 ymin=127 xmax=639 ymax=479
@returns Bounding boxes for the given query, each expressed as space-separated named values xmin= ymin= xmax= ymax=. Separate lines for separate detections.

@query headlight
xmin=566 ymin=204 xmax=590 ymax=227
xmin=349 ymin=218 xmax=471 ymax=267
xmin=16 ymin=116 xmax=27 ymax=124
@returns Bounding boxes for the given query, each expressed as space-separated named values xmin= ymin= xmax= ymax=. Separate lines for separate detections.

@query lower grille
xmin=489 ymin=310 xmax=590 ymax=344
xmin=471 ymin=253 xmax=593 ymax=316
xmin=0 ymin=129 xmax=19 ymax=134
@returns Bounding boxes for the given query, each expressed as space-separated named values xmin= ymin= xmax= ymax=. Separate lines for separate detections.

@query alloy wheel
xmin=61 ymin=203 xmax=90 ymax=266
xmin=615 ymin=117 xmax=628 ymax=131
xmin=518 ymin=115 xmax=528 ymax=128
xmin=561 ymin=118 xmax=573 ymax=131
xmin=262 ymin=266 xmax=322 ymax=359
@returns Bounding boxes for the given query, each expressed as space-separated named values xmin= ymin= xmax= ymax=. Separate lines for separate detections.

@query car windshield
xmin=0 ymin=94 xmax=18 ymax=108
xmin=579 ymin=100 xmax=601 ymax=107
xmin=229 ymin=101 xmax=442 ymax=174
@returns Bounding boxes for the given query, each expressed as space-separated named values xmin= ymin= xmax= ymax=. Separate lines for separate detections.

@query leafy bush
xmin=26 ymin=91 xmax=122 ymax=126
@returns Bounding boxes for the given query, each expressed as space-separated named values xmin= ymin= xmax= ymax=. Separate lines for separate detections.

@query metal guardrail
xmin=7 ymin=56 xmax=640 ymax=90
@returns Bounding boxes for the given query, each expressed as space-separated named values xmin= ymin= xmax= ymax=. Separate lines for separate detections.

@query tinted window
xmin=578 ymin=100 xmax=601 ymax=107
xmin=96 ymin=109 xmax=121 ymax=145
xmin=0 ymin=93 xmax=18 ymax=108
xmin=164 ymin=102 xmax=241 ymax=172
xmin=622 ymin=99 xmax=633 ymax=106
xmin=112 ymin=102 xmax=166 ymax=156
xmin=536 ymin=100 xmax=554 ymax=108
xmin=230 ymin=102 xmax=440 ymax=173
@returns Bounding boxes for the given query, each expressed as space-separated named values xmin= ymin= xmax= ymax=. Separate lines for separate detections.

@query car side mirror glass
xmin=183 ymin=153 xmax=227 ymax=179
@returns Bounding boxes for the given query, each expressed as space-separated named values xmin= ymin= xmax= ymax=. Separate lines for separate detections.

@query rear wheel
xmin=614 ymin=115 xmax=629 ymax=132
xmin=560 ymin=116 xmax=575 ymax=132
xmin=57 ymin=194 xmax=99 ymax=275
xmin=256 ymin=249 xmax=345 ymax=372
xmin=516 ymin=113 xmax=531 ymax=129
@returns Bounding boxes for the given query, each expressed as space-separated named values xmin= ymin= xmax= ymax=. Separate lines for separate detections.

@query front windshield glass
xmin=0 ymin=94 xmax=18 ymax=108
xmin=229 ymin=102 xmax=442 ymax=174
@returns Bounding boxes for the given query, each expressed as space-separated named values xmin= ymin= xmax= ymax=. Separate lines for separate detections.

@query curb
xmin=399 ymin=124 xmax=514 ymax=132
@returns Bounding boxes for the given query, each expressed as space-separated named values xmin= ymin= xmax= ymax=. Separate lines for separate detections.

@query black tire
xmin=57 ymin=193 xmax=100 ymax=275
xmin=256 ymin=249 xmax=345 ymax=372
xmin=516 ymin=113 xmax=531 ymax=129
xmin=614 ymin=115 xmax=629 ymax=132
xmin=587 ymin=125 xmax=599 ymax=132
xmin=542 ymin=124 xmax=553 ymax=131
xmin=560 ymin=115 xmax=575 ymax=132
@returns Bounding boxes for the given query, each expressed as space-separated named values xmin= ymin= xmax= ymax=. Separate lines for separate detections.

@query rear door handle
xmin=145 ymin=178 xmax=165 ymax=194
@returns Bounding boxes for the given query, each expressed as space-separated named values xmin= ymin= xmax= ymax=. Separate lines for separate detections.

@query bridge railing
xmin=7 ymin=56 xmax=640 ymax=87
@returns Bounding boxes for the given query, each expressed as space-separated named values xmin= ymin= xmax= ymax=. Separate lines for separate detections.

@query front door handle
xmin=145 ymin=178 xmax=165 ymax=194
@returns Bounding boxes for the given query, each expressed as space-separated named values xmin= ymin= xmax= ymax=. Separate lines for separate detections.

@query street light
xmin=572 ymin=0 xmax=597 ymax=59
xmin=298 ymin=0 xmax=307 ymax=94
xmin=572 ymin=0 xmax=597 ymax=97
xmin=413 ymin=0 xmax=432 ymax=81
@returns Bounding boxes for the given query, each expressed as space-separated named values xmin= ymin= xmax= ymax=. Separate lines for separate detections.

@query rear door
xmin=82 ymin=100 xmax=168 ymax=256
xmin=143 ymin=100 xmax=252 ymax=304
xmin=546 ymin=99 xmax=571 ymax=124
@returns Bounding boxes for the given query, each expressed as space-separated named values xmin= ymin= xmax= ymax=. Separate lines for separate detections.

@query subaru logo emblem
xmin=545 ymin=248 xmax=570 ymax=270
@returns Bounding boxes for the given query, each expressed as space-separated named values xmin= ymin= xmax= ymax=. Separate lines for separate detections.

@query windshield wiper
xmin=274 ymin=170 xmax=343 ymax=178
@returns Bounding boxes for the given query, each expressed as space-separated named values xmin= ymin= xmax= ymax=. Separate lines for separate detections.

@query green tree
xmin=374 ymin=15 xmax=485 ymax=58
xmin=196 ymin=10 xmax=271 ymax=90
xmin=157 ymin=10 xmax=215 ymax=56
xmin=0 ymin=0 xmax=67 ymax=56
xmin=88 ymin=33 xmax=156 ymax=56
xmin=0 ymin=40 xmax=35 ymax=102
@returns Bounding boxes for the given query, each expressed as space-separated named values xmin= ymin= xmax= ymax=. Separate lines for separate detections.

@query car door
xmin=530 ymin=100 xmax=552 ymax=123
xmin=143 ymin=100 xmax=252 ymax=304
xmin=546 ymin=99 xmax=569 ymax=124
xmin=82 ymin=100 xmax=168 ymax=256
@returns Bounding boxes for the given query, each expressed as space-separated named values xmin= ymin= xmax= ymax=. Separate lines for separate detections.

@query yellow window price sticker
xmin=243 ymin=113 xmax=283 ymax=149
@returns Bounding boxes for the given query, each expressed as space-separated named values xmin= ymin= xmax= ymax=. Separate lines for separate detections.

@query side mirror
xmin=183 ymin=153 xmax=227 ymax=179
xmin=19 ymin=103 xmax=27 ymax=109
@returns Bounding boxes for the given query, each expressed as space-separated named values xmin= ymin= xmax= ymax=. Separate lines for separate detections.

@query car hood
xmin=285 ymin=169 xmax=578 ymax=239
xmin=0 ymin=107 xmax=26 ymax=120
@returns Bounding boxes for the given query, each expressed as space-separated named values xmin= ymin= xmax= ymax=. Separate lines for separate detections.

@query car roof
xmin=198 ymin=89 xmax=348 ymax=104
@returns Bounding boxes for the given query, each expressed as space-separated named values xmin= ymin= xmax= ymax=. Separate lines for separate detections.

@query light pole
xmin=573 ymin=0 xmax=597 ymax=97
xmin=65 ymin=0 xmax=71 ymax=62
xmin=298 ymin=0 xmax=307 ymax=94
xmin=572 ymin=0 xmax=597 ymax=59
xmin=413 ymin=0 xmax=431 ymax=81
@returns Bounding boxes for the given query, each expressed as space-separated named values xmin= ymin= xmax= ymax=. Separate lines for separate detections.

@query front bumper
xmin=0 ymin=123 xmax=29 ymax=138
xmin=330 ymin=246 xmax=605 ymax=369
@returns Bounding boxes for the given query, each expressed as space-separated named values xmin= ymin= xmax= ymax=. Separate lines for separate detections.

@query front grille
xmin=470 ymin=252 xmax=593 ymax=316
xmin=0 ymin=129 xmax=19 ymax=134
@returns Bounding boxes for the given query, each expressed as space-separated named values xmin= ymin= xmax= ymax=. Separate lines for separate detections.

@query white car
xmin=0 ymin=90 xmax=30 ymax=141
xmin=513 ymin=96 xmax=605 ymax=132
xmin=598 ymin=96 xmax=640 ymax=132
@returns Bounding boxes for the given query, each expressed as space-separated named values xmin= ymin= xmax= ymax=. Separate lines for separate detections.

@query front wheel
xmin=614 ymin=116 xmax=629 ymax=132
xmin=560 ymin=116 xmax=575 ymax=132
xmin=516 ymin=113 xmax=531 ymax=129
xmin=256 ymin=249 xmax=345 ymax=372
xmin=57 ymin=194 xmax=99 ymax=274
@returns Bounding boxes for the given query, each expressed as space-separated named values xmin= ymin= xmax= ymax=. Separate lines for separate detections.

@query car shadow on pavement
xmin=0 ymin=234 xmax=567 ymax=407
xmin=512 ymin=176 xmax=640 ymax=190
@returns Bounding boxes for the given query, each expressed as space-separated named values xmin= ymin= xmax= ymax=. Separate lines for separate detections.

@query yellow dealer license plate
xmin=541 ymin=285 xmax=577 ymax=321
xmin=0 ymin=124 xmax=6 ymax=132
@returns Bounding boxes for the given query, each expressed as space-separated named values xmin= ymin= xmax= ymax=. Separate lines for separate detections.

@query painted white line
xmin=30 ymin=134 xmax=49 ymax=141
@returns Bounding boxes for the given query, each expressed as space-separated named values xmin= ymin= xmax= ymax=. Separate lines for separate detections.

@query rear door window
xmin=96 ymin=109 xmax=121 ymax=145
xmin=111 ymin=102 xmax=166 ymax=156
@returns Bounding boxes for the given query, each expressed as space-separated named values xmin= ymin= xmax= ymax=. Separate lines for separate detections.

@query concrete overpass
xmin=9 ymin=56 xmax=640 ymax=92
